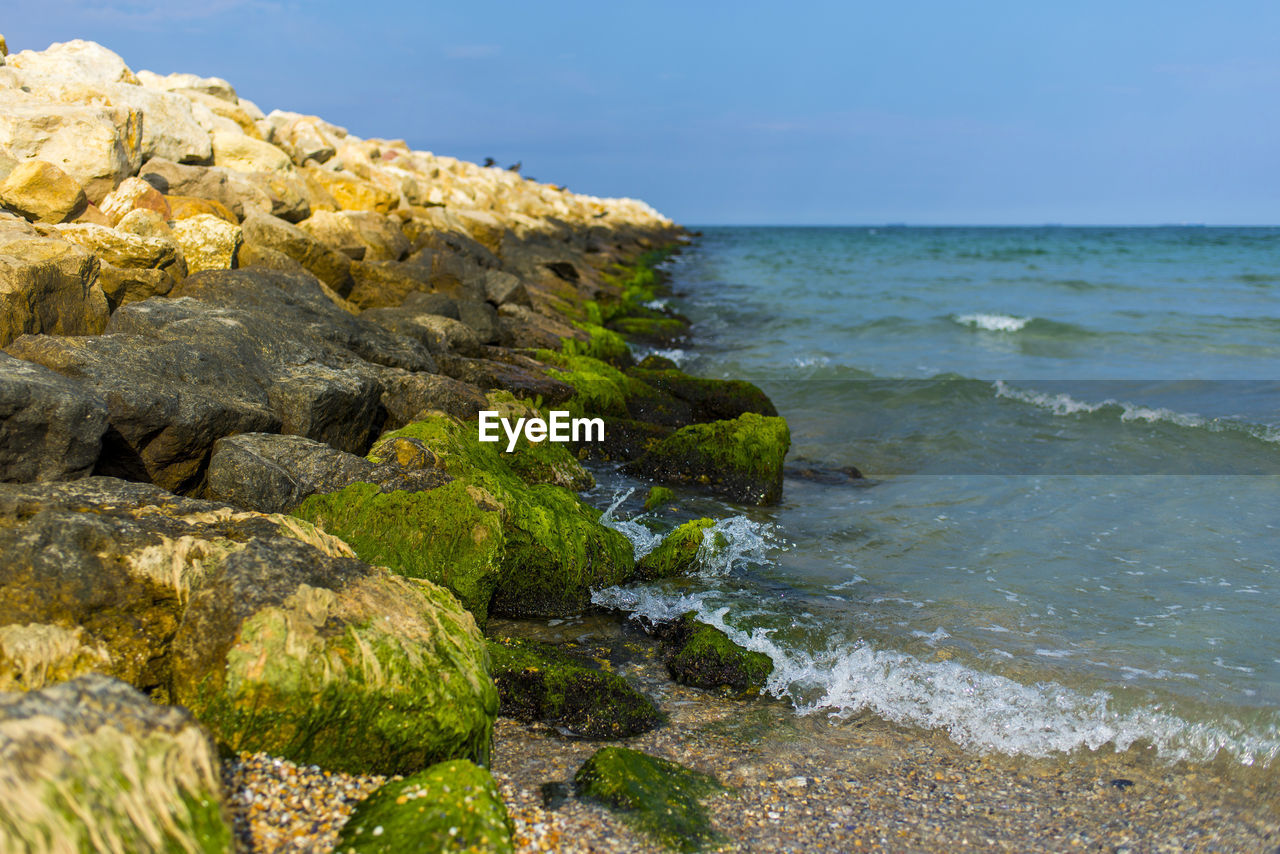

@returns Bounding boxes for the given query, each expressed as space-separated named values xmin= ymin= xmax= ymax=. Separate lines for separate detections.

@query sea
xmin=586 ymin=226 xmax=1280 ymax=775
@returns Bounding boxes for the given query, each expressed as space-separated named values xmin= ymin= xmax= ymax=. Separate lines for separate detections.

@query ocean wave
xmin=592 ymin=586 xmax=1280 ymax=768
xmin=953 ymin=313 xmax=1031 ymax=332
xmin=993 ymin=381 xmax=1280 ymax=444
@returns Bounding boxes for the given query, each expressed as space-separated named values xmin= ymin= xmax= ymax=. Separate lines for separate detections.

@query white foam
xmin=954 ymin=313 xmax=1031 ymax=332
xmin=694 ymin=516 xmax=786 ymax=576
xmin=598 ymin=489 xmax=662 ymax=558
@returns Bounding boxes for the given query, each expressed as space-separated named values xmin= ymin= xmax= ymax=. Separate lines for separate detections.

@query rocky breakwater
xmin=0 ymin=34 xmax=786 ymax=853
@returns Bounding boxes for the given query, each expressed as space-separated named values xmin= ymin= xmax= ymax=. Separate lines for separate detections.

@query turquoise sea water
xmin=590 ymin=226 xmax=1280 ymax=771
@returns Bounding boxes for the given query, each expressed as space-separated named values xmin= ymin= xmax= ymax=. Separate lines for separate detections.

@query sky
xmin=5 ymin=1 xmax=1279 ymax=225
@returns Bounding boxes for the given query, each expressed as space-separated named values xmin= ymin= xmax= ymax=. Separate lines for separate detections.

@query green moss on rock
xmin=626 ymin=368 xmax=777 ymax=422
xmin=635 ymin=518 xmax=719 ymax=581
xmin=623 ymin=413 xmax=791 ymax=505
xmin=663 ymin=614 xmax=773 ymax=697
xmin=643 ymin=486 xmax=676 ymax=512
xmin=574 ymin=746 xmax=726 ymax=852
xmin=563 ymin=322 xmax=633 ymax=367
xmin=294 ymin=480 xmax=505 ymax=622
xmin=609 ymin=315 xmax=688 ymax=344
xmin=487 ymin=638 xmax=663 ymax=739
xmin=335 ymin=759 xmax=513 ymax=853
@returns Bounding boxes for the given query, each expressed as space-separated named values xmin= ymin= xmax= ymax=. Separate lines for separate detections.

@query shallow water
xmin=589 ymin=226 xmax=1280 ymax=773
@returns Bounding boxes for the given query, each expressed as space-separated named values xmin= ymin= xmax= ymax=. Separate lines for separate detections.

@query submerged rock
xmin=0 ymin=673 xmax=233 ymax=854
xmin=336 ymin=759 xmax=512 ymax=854
xmin=574 ymin=746 xmax=726 ymax=852
xmin=643 ymin=485 xmax=676 ymax=512
xmin=662 ymin=613 xmax=774 ymax=697
xmin=488 ymin=637 xmax=663 ymax=739
xmin=624 ymin=412 xmax=790 ymax=505
xmin=635 ymin=518 xmax=717 ymax=581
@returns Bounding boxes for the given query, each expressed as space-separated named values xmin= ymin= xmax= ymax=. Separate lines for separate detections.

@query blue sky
xmin=6 ymin=2 xmax=1279 ymax=224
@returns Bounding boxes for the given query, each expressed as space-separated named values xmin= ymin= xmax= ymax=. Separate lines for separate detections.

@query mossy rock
xmin=293 ymin=480 xmax=505 ymax=623
xmin=369 ymin=416 xmax=635 ymax=617
xmin=608 ymin=315 xmax=689 ymax=345
xmin=623 ymin=413 xmax=791 ymax=505
xmin=336 ymin=759 xmax=513 ymax=853
xmin=574 ymin=746 xmax=726 ymax=852
xmin=635 ymin=518 xmax=719 ymax=581
xmin=536 ymin=351 xmax=693 ymax=431
xmin=637 ymin=354 xmax=680 ymax=371
xmin=626 ymin=368 xmax=777 ymax=423
xmin=643 ymin=485 xmax=676 ymax=512
xmin=563 ymin=322 xmax=633 ymax=367
xmin=663 ymin=614 xmax=773 ymax=697
xmin=487 ymin=638 xmax=663 ymax=739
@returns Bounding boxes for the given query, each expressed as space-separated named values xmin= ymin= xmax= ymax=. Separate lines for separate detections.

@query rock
xmin=402 ymin=290 xmax=460 ymax=318
xmin=574 ymin=747 xmax=725 ymax=853
xmin=242 ymin=169 xmax=311 ymax=222
xmin=662 ymin=613 xmax=774 ymax=697
xmin=74 ymin=201 xmax=111 ymax=225
xmin=497 ymin=303 xmax=580 ymax=350
xmin=136 ymin=69 xmax=238 ymax=103
xmin=456 ymin=298 xmax=501 ymax=345
xmin=625 ymin=368 xmax=778 ymax=423
xmin=635 ymin=518 xmax=717 ymax=580
xmin=537 ymin=351 xmax=691 ymax=429
xmin=170 ymin=267 xmax=435 ymax=372
xmin=205 ymin=432 xmax=379 ymax=514
xmin=114 ymin=207 xmax=172 ymax=239
xmin=166 ymin=194 xmax=237 ymax=224
xmin=0 ymin=674 xmax=233 ymax=853
xmin=0 ymin=232 xmax=109 ymax=346
xmin=560 ymin=323 xmax=631 ymax=366
xmin=374 ymin=367 xmax=491 ymax=427
xmin=210 ymin=131 xmax=292 ymax=174
xmin=263 ymin=111 xmax=340 ymax=166
xmin=99 ymin=176 xmax=172 ymax=224
xmin=609 ymin=315 xmax=689 ymax=344
xmin=351 ymin=414 xmax=633 ymax=618
xmin=170 ymin=213 xmax=241 ymax=272
xmin=0 ymin=159 xmax=87 ymax=223
xmin=346 ymin=258 xmax=433 ymax=309
xmin=335 ymin=760 xmax=512 ymax=854
xmin=482 ymin=268 xmax=531 ymax=306
xmin=643 ymin=485 xmax=675 ymax=511
xmin=240 ymin=211 xmax=354 ymax=295
xmin=0 ymin=477 xmax=497 ymax=775
xmin=52 ymin=222 xmax=187 ymax=281
xmin=304 ymin=166 xmax=398 ymax=213
xmin=298 ymin=209 xmax=366 ymax=259
xmin=0 ymin=352 xmax=107 ymax=482
xmin=98 ymin=261 xmax=175 ymax=310
xmin=364 ymin=309 xmax=484 ymax=357
xmin=488 ymin=638 xmax=663 ymax=739
xmin=0 ymin=97 xmax=142 ymax=202
xmin=5 ymin=39 xmax=139 ymax=85
xmin=139 ymin=158 xmax=246 ymax=219
xmin=438 ymin=353 xmax=575 ymax=405
xmin=338 ymin=210 xmax=409 ymax=260
xmin=623 ymin=413 xmax=791 ymax=505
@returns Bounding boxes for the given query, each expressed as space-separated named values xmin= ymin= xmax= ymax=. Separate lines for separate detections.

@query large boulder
xmin=0 ymin=352 xmax=107 ymax=483
xmin=374 ymin=367 xmax=491 ymax=427
xmin=0 ymin=674 xmax=233 ymax=853
xmin=97 ymin=262 xmax=175 ymax=311
xmin=299 ymin=209 xmax=408 ymax=261
xmin=239 ymin=211 xmax=354 ymax=295
xmin=0 ymin=159 xmax=87 ymax=223
xmin=0 ymin=479 xmax=498 ymax=776
xmin=0 ymin=95 xmax=142 ymax=203
xmin=363 ymin=308 xmax=484 ymax=357
xmin=0 ymin=230 xmax=109 ymax=346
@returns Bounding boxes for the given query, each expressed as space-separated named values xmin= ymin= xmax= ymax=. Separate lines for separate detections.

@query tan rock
xmin=74 ymin=202 xmax=111 ymax=226
xmin=0 ymin=96 xmax=142 ymax=203
xmin=53 ymin=223 xmax=186 ymax=281
xmin=242 ymin=171 xmax=311 ymax=222
xmin=263 ymin=111 xmax=342 ymax=165
xmin=6 ymin=39 xmax=139 ymax=85
xmin=451 ymin=209 xmax=507 ymax=255
xmin=0 ymin=160 xmax=87 ymax=223
xmin=211 ymin=132 xmax=292 ymax=174
xmin=303 ymin=166 xmax=398 ymax=213
xmin=99 ymin=176 xmax=172 ymax=225
xmin=299 ymin=209 xmax=408 ymax=262
xmin=298 ymin=210 xmax=365 ymax=260
xmin=346 ymin=259 xmax=432 ymax=310
xmin=135 ymin=69 xmax=238 ymax=102
xmin=239 ymin=212 xmax=353 ymax=295
xmin=165 ymin=194 xmax=237 ymax=224
xmin=114 ymin=208 xmax=171 ymax=239
xmin=0 ymin=233 xmax=109 ymax=346
xmin=170 ymin=214 xmax=242 ymax=273
xmin=98 ymin=262 xmax=175 ymax=311
xmin=181 ymin=90 xmax=263 ymax=138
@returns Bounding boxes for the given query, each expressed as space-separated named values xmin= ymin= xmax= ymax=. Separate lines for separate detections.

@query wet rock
xmin=239 ymin=211 xmax=354 ymax=295
xmin=497 ymin=303 xmax=580 ymax=350
xmin=483 ymin=268 xmax=532 ymax=307
xmin=662 ymin=613 xmax=774 ymax=697
xmin=0 ymin=159 xmax=87 ymax=223
xmin=0 ymin=230 xmax=109 ymax=346
xmin=346 ymin=258 xmax=433 ymax=309
xmin=643 ymin=485 xmax=676 ymax=512
xmin=623 ymin=413 xmax=790 ymax=505
xmin=336 ymin=760 xmax=512 ymax=853
xmin=0 ymin=673 xmax=233 ymax=853
xmin=438 ymin=353 xmax=575 ymax=404
xmin=574 ymin=746 xmax=725 ymax=852
xmin=488 ymin=638 xmax=663 ymax=739
xmin=625 ymin=367 xmax=778 ymax=422
xmin=636 ymin=518 xmax=717 ymax=580
xmin=457 ymin=298 xmax=501 ymax=344
xmin=0 ymin=351 xmax=107 ymax=482
xmin=170 ymin=213 xmax=242 ymax=272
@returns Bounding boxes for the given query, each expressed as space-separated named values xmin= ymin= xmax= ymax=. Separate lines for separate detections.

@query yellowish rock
xmin=99 ymin=176 xmax=171 ymax=225
xmin=211 ymin=131 xmax=293 ymax=174
xmin=171 ymin=214 xmax=242 ymax=272
xmin=304 ymin=166 xmax=399 ymax=213
xmin=0 ymin=159 xmax=87 ymax=223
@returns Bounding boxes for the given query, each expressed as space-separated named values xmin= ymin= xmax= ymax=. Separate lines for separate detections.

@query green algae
xmin=635 ymin=518 xmax=719 ymax=581
xmin=294 ymin=480 xmax=505 ymax=622
xmin=625 ymin=367 xmax=778 ymax=422
xmin=179 ymin=576 xmax=497 ymax=776
xmin=574 ymin=746 xmax=727 ymax=852
xmin=563 ymin=322 xmax=633 ymax=367
xmin=487 ymin=637 xmax=663 ymax=739
xmin=624 ymin=413 xmax=791 ymax=505
xmin=643 ymin=485 xmax=676 ymax=512
xmin=336 ymin=759 xmax=513 ymax=853
xmin=609 ymin=315 xmax=688 ymax=343
xmin=664 ymin=613 xmax=774 ymax=697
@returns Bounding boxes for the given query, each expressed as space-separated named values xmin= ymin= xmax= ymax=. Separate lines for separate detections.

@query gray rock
xmin=0 ymin=352 xmax=107 ymax=482
xmin=456 ymin=298 xmax=500 ymax=344
xmin=401 ymin=290 xmax=459 ymax=319
xmin=206 ymin=432 xmax=376 ymax=513
xmin=374 ymin=366 xmax=492 ymax=428
xmin=483 ymin=269 xmax=531 ymax=307
xmin=240 ymin=211 xmax=354 ymax=295
xmin=362 ymin=308 xmax=483 ymax=357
